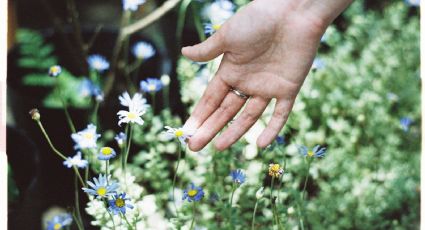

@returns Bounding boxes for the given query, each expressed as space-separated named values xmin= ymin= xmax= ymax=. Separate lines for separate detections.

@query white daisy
xmin=118 ymin=91 xmax=149 ymax=110
xmin=63 ymin=152 xmax=88 ymax=168
xmin=71 ymin=124 xmax=101 ymax=149
xmin=164 ymin=126 xmax=195 ymax=145
xmin=117 ymin=107 xmax=146 ymax=126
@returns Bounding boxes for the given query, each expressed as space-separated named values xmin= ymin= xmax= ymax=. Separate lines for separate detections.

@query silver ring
xmin=230 ymin=88 xmax=249 ymax=99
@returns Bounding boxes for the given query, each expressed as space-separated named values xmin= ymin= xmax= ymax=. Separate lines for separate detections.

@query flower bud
xmin=256 ymin=186 xmax=264 ymax=199
xmin=160 ymin=74 xmax=170 ymax=86
xmin=29 ymin=108 xmax=40 ymax=121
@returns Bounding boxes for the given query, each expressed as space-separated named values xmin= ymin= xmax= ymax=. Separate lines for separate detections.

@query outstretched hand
xmin=182 ymin=0 xmax=350 ymax=151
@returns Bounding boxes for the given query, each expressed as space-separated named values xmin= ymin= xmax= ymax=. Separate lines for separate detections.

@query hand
xmin=182 ymin=0 xmax=351 ymax=151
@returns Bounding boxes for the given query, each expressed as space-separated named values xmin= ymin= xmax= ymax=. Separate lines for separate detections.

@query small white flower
xmin=117 ymin=107 xmax=146 ymax=126
xmin=118 ymin=91 xmax=148 ymax=110
xmin=132 ymin=41 xmax=155 ymax=60
xmin=164 ymin=126 xmax=195 ymax=145
xmin=123 ymin=0 xmax=146 ymax=11
xmin=63 ymin=152 xmax=88 ymax=168
xmin=160 ymin=74 xmax=170 ymax=86
xmin=71 ymin=124 xmax=101 ymax=149
xmin=287 ymin=206 xmax=295 ymax=215
xmin=256 ymin=186 xmax=264 ymax=199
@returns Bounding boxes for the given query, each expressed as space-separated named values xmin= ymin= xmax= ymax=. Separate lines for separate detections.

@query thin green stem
xmin=74 ymin=175 xmax=85 ymax=230
xmin=105 ymin=205 xmax=116 ymax=230
xmin=151 ymin=93 xmax=156 ymax=114
xmin=36 ymin=121 xmax=67 ymax=160
xmin=122 ymin=213 xmax=134 ymax=230
xmin=172 ymin=143 xmax=182 ymax=217
xmin=229 ymin=183 xmax=236 ymax=206
xmin=91 ymin=100 xmax=100 ymax=126
xmin=251 ymin=201 xmax=259 ymax=230
xmin=55 ymin=80 xmax=76 ymax=134
xmin=189 ymin=202 xmax=196 ymax=230
xmin=302 ymin=160 xmax=311 ymax=201
xmin=72 ymin=166 xmax=86 ymax=187
xmin=270 ymin=177 xmax=277 ymax=229
xmin=71 ymin=211 xmax=84 ymax=230
xmin=106 ymin=160 xmax=110 ymax=185
xmin=123 ymin=124 xmax=133 ymax=183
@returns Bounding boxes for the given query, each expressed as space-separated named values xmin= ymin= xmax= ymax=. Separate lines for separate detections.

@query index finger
xmin=183 ymin=72 xmax=230 ymax=131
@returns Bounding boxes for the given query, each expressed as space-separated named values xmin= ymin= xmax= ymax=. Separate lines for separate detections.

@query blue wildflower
xmin=78 ymin=78 xmax=99 ymax=97
xmin=405 ymin=0 xmax=420 ymax=7
xmin=63 ymin=152 xmax=88 ymax=168
xmin=230 ymin=169 xmax=246 ymax=185
xmin=182 ymin=183 xmax=204 ymax=202
xmin=123 ymin=0 xmax=146 ymax=11
xmin=299 ymin=145 xmax=327 ymax=158
xmin=311 ymin=58 xmax=325 ymax=70
xmin=46 ymin=213 xmax=72 ymax=230
xmin=275 ymin=135 xmax=285 ymax=145
xmin=108 ymin=193 xmax=134 ymax=215
xmin=98 ymin=147 xmax=117 ymax=160
xmin=48 ymin=65 xmax=62 ymax=77
xmin=82 ymin=174 xmax=119 ymax=199
xmin=87 ymin=54 xmax=110 ymax=72
xmin=132 ymin=41 xmax=155 ymax=60
xmin=114 ymin=132 xmax=127 ymax=147
xmin=71 ymin=124 xmax=101 ymax=149
xmin=400 ymin=117 xmax=413 ymax=132
xmin=140 ymin=78 xmax=163 ymax=93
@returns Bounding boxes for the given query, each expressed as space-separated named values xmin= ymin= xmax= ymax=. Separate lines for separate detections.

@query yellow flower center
xmin=271 ymin=164 xmax=280 ymax=172
xmin=50 ymin=66 xmax=59 ymax=74
xmin=83 ymin=133 xmax=94 ymax=140
xmin=307 ymin=150 xmax=314 ymax=157
xmin=212 ymin=24 xmax=221 ymax=30
xmin=148 ymin=84 xmax=156 ymax=91
xmin=175 ymin=130 xmax=184 ymax=137
xmin=53 ymin=223 xmax=62 ymax=230
xmin=127 ymin=112 xmax=137 ymax=119
xmin=188 ymin=189 xmax=198 ymax=197
xmin=115 ymin=198 xmax=125 ymax=208
xmin=97 ymin=187 xmax=107 ymax=196
xmin=101 ymin=147 xmax=113 ymax=155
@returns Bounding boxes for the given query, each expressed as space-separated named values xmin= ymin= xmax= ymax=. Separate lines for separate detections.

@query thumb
xmin=181 ymin=32 xmax=225 ymax=62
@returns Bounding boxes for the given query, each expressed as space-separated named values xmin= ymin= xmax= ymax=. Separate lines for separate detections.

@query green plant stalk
xmin=176 ymin=0 xmax=193 ymax=45
xmin=296 ymin=202 xmax=305 ymax=230
xmin=123 ymin=124 xmax=133 ymax=181
xmin=121 ymin=213 xmax=134 ymax=230
xmin=122 ymin=125 xmax=129 ymax=170
xmin=104 ymin=200 xmax=116 ymax=230
xmin=270 ymin=177 xmax=275 ymax=227
xmin=36 ymin=120 xmax=85 ymax=186
xmin=71 ymin=211 xmax=83 ymax=230
xmin=55 ymin=80 xmax=76 ymax=134
xmin=251 ymin=200 xmax=259 ymax=230
xmin=91 ymin=100 xmax=100 ymax=126
xmin=151 ymin=92 xmax=156 ymax=114
xmin=163 ymin=85 xmax=170 ymax=109
xmin=106 ymin=160 xmax=110 ymax=185
xmin=229 ymin=183 xmax=236 ymax=206
xmin=189 ymin=202 xmax=196 ymax=230
xmin=172 ymin=143 xmax=182 ymax=217
xmin=270 ymin=177 xmax=283 ymax=230
xmin=74 ymin=175 xmax=85 ymax=230
xmin=191 ymin=3 xmax=206 ymax=42
xmin=302 ymin=159 xmax=312 ymax=201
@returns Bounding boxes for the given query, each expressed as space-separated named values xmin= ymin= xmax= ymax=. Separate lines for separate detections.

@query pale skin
xmin=182 ymin=0 xmax=353 ymax=151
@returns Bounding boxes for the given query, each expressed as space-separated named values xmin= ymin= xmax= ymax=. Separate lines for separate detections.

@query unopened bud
xmin=29 ymin=108 xmax=40 ymax=121
xmin=160 ymin=74 xmax=170 ymax=86
xmin=256 ymin=186 xmax=264 ymax=199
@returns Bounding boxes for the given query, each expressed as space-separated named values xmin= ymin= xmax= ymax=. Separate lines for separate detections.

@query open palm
xmin=182 ymin=0 xmax=328 ymax=151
